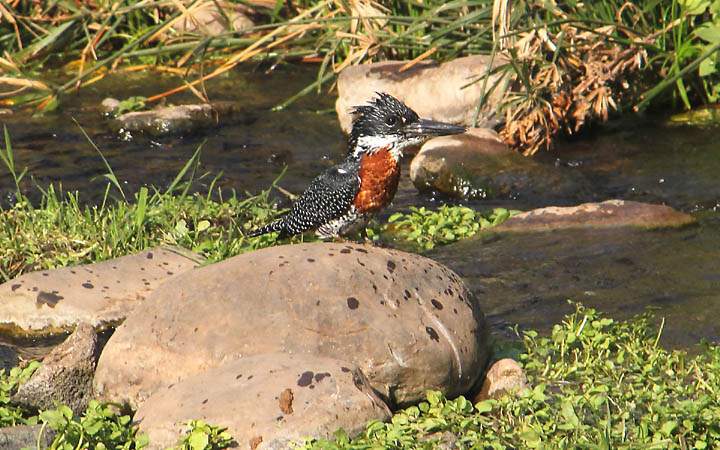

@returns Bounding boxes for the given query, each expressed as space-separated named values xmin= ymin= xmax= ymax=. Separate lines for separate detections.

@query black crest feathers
xmin=347 ymin=92 xmax=419 ymax=151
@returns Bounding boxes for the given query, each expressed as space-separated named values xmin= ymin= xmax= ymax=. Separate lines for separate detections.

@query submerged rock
xmin=0 ymin=246 xmax=203 ymax=338
xmin=94 ymin=243 xmax=489 ymax=409
xmin=135 ymin=353 xmax=390 ymax=450
xmin=11 ymin=323 xmax=98 ymax=414
xmin=110 ymin=102 xmax=248 ymax=138
xmin=496 ymin=200 xmax=695 ymax=232
xmin=335 ymin=56 xmax=510 ymax=133
xmin=410 ymin=128 xmax=591 ymax=202
xmin=474 ymin=358 xmax=528 ymax=402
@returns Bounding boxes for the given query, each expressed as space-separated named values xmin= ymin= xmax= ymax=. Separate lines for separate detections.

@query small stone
xmin=0 ymin=109 xmax=12 ymax=116
xmin=100 ymin=98 xmax=120 ymax=114
xmin=11 ymin=323 xmax=99 ymax=414
xmin=495 ymin=200 xmax=696 ymax=232
xmin=474 ymin=358 xmax=529 ymax=402
xmin=336 ymin=56 xmax=510 ymax=134
xmin=420 ymin=431 xmax=459 ymax=450
xmin=0 ymin=425 xmax=54 ymax=449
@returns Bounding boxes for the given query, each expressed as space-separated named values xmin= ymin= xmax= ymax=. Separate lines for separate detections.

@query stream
xmin=1 ymin=65 xmax=719 ymax=352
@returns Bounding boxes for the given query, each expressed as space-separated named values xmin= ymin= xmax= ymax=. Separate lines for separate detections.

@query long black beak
xmin=403 ymin=118 xmax=466 ymax=138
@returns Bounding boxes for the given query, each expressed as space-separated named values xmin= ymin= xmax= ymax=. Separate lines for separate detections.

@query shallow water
xmin=431 ymin=213 xmax=720 ymax=349
xmin=1 ymin=67 xmax=720 ymax=352
xmin=0 ymin=65 xmax=345 ymax=207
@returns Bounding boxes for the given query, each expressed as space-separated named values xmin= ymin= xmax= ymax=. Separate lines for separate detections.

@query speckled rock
xmin=170 ymin=0 xmax=254 ymax=36
xmin=11 ymin=323 xmax=98 ymax=414
xmin=0 ymin=425 xmax=54 ymax=450
xmin=495 ymin=200 xmax=696 ymax=232
xmin=111 ymin=102 xmax=247 ymax=138
xmin=135 ymin=353 xmax=391 ymax=450
xmin=335 ymin=56 xmax=510 ymax=134
xmin=474 ymin=359 xmax=528 ymax=402
xmin=410 ymin=129 xmax=591 ymax=202
xmin=94 ymin=243 xmax=489 ymax=409
xmin=0 ymin=246 xmax=204 ymax=338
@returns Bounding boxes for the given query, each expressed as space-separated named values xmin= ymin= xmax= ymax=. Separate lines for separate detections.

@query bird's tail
xmin=247 ymin=218 xmax=285 ymax=237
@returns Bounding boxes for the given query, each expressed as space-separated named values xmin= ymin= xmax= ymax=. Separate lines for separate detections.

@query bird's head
xmin=348 ymin=92 xmax=466 ymax=159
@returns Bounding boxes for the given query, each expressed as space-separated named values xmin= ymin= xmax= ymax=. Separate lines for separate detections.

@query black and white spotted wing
xmin=248 ymin=159 xmax=361 ymax=238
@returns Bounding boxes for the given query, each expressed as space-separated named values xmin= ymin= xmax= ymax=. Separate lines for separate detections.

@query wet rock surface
xmin=0 ymin=425 xmax=54 ymax=449
xmin=110 ymin=102 xmax=250 ymax=138
xmin=134 ymin=353 xmax=391 ymax=450
xmin=0 ymin=246 xmax=203 ymax=337
xmin=94 ymin=243 xmax=490 ymax=409
xmin=474 ymin=359 xmax=528 ymax=402
xmin=335 ymin=56 xmax=510 ymax=133
xmin=497 ymin=200 xmax=695 ymax=232
xmin=11 ymin=323 xmax=98 ymax=414
xmin=410 ymin=129 xmax=591 ymax=203
xmin=430 ymin=214 xmax=720 ymax=348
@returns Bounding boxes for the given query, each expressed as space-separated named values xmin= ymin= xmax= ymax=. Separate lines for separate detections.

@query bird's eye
xmin=385 ymin=116 xmax=398 ymax=127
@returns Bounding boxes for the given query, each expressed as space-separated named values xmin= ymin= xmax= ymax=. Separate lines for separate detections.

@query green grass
xmin=0 ymin=184 xmax=283 ymax=283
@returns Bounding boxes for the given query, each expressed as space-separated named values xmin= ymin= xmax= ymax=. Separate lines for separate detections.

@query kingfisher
xmin=248 ymin=92 xmax=466 ymax=239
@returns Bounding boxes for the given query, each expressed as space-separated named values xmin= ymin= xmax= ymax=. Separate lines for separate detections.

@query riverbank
xmin=1 ymin=305 xmax=719 ymax=448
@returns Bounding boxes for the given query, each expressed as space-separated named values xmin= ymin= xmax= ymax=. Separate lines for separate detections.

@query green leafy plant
xmin=175 ymin=420 xmax=234 ymax=450
xmin=0 ymin=361 xmax=40 ymax=427
xmin=38 ymin=401 xmax=149 ymax=450
xmin=372 ymin=205 xmax=517 ymax=251
xmin=112 ymin=97 xmax=148 ymax=118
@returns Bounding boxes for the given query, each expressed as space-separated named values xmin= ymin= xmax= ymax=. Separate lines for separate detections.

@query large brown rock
xmin=94 ymin=243 xmax=489 ymax=409
xmin=335 ymin=56 xmax=510 ymax=133
xmin=496 ymin=200 xmax=695 ymax=232
xmin=410 ymin=129 xmax=591 ymax=202
xmin=134 ymin=353 xmax=391 ymax=450
xmin=0 ymin=246 xmax=203 ymax=338
xmin=11 ymin=323 xmax=98 ymax=414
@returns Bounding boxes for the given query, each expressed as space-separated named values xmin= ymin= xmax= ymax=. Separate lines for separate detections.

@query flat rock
xmin=474 ymin=358 xmax=528 ymax=402
xmin=134 ymin=353 xmax=391 ymax=450
xmin=94 ymin=243 xmax=489 ymax=409
xmin=0 ymin=246 xmax=203 ymax=338
xmin=335 ymin=56 xmax=510 ymax=134
xmin=410 ymin=129 xmax=591 ymax=202
xmin=496 ymin=200 xmax=695 ymax=232
xmin=11 ymin=323 xmax=98 ymax=414
xmin=111 ymin=102 xmax=247 ymax=137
